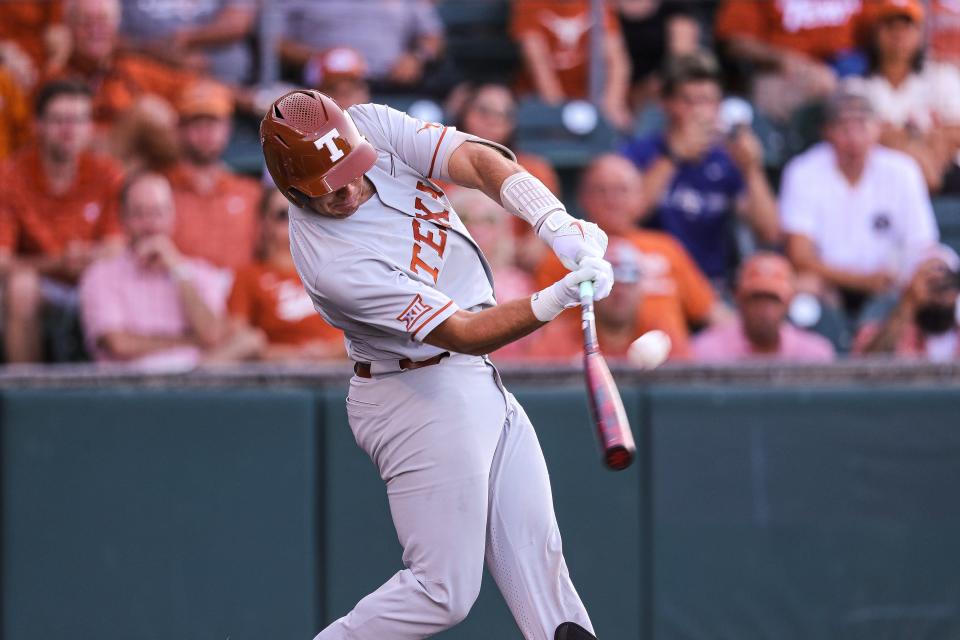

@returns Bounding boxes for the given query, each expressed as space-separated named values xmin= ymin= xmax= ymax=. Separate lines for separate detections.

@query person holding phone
xmin=620 ymin=51 xmax=780 ymax=290
xmin=854 ymin=244 xmax=960 ymax=360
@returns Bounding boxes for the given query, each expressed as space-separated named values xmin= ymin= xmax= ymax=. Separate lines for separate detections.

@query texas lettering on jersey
xmin=409 ymin=181 xmax=451 ymax=284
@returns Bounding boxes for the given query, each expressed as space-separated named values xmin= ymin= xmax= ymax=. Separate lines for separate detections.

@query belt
xmin=354 ymin=352 xmax=450 ymax=378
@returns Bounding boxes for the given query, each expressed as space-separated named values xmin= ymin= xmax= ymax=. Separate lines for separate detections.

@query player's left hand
xmin=531 ymin=256 xmax=615 ymax=322
xmin=538 ymin=211 xmax=608 ymax=271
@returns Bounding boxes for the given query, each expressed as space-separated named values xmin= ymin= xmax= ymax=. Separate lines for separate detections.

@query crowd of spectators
xmin=1 ymin=0 xmax=959 ymax=369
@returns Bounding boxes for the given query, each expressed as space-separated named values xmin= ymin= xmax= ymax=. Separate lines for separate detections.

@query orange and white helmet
xmin=260 ymin=90 xmax=377 ymax=205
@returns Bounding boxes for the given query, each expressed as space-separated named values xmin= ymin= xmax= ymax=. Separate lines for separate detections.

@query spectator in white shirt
xmin=780 ymin=88 xmax=939 ymax=316
xmin=849 ymin=0 xmax=960 ymax=192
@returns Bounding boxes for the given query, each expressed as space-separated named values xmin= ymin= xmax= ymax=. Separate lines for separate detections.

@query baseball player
xmin=260 ymin=90 xmax=614 ymax=640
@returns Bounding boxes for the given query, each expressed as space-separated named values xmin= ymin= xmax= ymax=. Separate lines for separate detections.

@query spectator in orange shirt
xmin=0 ymin=79 xmax=124 ymax=363
xmin=227 ymin=189 xmax=346 ymax=362
xmin=535 ymin=154 xmax=726 ymax=359
xmin=853 ymin=244 xmax=960 ymax=360
xmin=166 ymin=80 xmax=261 ymax=272
xmin=527 ymin=237 xmax=655 ymax=362
xmin=715 ymin=0 xmax=866 ymax=121
xmin=0 ymin=67 xmax=31 ymax=160
xmin=510 ymin=0 xmax=633 ymax=130
xmin=51 ymin=0 xmax=197 ymax=128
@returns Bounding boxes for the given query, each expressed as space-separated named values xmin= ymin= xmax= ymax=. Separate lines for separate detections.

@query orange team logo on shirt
xmin=417 ymin=121 xmax=443 ymax=133
xmin=396 ymin=294 xmax=433 ymax=331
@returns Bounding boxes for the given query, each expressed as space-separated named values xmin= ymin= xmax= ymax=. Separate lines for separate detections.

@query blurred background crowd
xmin=1 ymin=0 xmax=960 ymax=369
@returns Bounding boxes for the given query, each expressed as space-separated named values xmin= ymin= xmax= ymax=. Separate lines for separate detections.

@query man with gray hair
xmin=780 ymin=88 xmax=939 ymax=315
xmin=79 ymin=171 xmax=263 ymax=368
xmin=51 ymin=0 xmax=197 ymax=127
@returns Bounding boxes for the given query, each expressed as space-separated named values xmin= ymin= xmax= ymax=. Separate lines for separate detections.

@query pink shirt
xmin=853 ymin=321 xmax=960 ymax=361
xmin=693 ymin=319 xmax=835 ymax=363
xmin=79 ymin=250 xmax=230 ymax=367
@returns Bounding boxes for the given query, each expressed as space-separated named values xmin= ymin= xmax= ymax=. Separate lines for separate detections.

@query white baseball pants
xmin=315 ymin=354 xmax=594 ymax=640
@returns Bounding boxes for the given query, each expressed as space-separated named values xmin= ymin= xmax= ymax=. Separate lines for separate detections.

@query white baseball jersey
xmin=288 ymin=103 xmax=515 ymax=364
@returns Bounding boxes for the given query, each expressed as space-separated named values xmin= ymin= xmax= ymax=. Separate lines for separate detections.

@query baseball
xmin=627 ymin=330 xmax=671 ymax=369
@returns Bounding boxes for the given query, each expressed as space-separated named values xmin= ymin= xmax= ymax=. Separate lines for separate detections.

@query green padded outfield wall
xmin=3 ymin=383 xmax=960 ymax=639
xmin=1 ymin=389 xmax=321 ymax=640
xmin=648 ymin=386 xmax=960 ymax=640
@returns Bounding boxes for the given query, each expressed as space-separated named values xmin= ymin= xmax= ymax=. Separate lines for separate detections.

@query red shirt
xmin=0 ymin=146 xmax=123 ymax=256
xmin=166 ymin=163 xmax=262 ymax=271
xmin=715 ymin=0 xmax=864 ymax=61
xmin=49 ymin=52 xmax=197 ymax=126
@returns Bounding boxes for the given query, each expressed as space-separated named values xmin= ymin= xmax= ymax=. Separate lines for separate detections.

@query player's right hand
xmin=530 ymin=256 xmax=614 ymax=322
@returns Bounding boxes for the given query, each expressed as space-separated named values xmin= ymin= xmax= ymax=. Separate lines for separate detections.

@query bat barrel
xmin=604 ymin=446 xmax=634 ymax=471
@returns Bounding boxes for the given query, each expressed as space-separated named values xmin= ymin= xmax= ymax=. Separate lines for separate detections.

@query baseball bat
xmin=579 ymin=280 xmax=635 ymax=471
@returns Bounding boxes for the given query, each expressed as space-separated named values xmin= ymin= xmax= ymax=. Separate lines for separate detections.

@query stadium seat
xmin=223 ymin=115 xmax=267 ymax=176
xmin=514 ymin=99 xmax=618 ymax=170
xmin=437 ymin=0 xmax=518 ymax=84
xmin=933 ymin=197 xmax=960 ymax=254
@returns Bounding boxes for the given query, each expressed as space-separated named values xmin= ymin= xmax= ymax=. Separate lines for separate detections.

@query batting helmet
xmin=260 ymin=90 xmax=377 ymax=204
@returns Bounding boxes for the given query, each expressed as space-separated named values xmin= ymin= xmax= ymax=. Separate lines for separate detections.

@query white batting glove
xmin=530 ymin=256 xmax=615 ymax=322
xmin=537 ymin=211 xmax=609 ymax=271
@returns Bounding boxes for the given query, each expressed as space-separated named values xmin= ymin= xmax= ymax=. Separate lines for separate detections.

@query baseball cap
xmin=606 ymin=239 xmax=643 ymax=284
xmin=178 ymin=80 xmax=233 ymax=120
xmin=737 ymin=253 xmax=795 ymax=304
xmin=916 ymin=243 xmax=960 ymax=273
xmin=304 ymin=47 xmax=367 ymax=89
xmin=874 ymin=0 xmax=925 ymax=23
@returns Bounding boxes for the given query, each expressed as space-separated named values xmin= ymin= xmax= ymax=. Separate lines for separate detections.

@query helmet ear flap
xmin=287 ymin=187 xmax=310 ymax=209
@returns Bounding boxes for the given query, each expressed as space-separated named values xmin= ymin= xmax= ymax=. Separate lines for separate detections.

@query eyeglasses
xmin=470 ymin=103 xmax=515 ymax=121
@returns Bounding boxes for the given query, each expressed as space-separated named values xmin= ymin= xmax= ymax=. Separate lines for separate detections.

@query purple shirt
xmin=693 ymin=319 xmax=835 ymax=363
